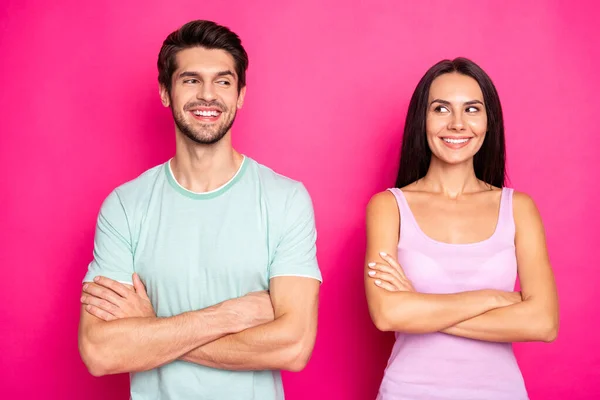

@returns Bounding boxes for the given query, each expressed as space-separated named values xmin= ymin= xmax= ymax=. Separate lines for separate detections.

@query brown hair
xmin=157 ymin=20 xmax=248 ymax=93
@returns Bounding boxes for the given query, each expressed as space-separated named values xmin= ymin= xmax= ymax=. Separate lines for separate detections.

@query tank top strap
xmin=386 ymin=188 xmax=419 ymax=241
xmin=495 ymin=187 xmax=516 ymax=240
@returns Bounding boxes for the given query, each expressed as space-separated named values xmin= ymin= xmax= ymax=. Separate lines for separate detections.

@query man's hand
xmin=81 ymin=273 xmax=156 ymax=321
xmin=81 ymin=274 xmax=273 ymax=330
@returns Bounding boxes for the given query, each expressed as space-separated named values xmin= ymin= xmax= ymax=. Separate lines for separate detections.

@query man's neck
xmin=170 ymin=134 xmax=243 ymax=194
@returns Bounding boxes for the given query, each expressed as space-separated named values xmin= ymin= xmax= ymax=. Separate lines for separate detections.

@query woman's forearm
xmin=373 ymin=289 xmax=518 ymax=333
xmin=442 ymin=299 xmax=558 ymax=342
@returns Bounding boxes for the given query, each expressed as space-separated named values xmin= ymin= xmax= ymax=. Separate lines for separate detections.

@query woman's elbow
xmin=369 ymin=304 xmax=395 ymax=332
xmin=539 ymin=317 xmax=559 ymax=343
xmin=373 ymin=315 xmax=394 ymax=332
xmin=542 ymin=328 xmax=558 ymax=343
xmin=527 ymin=312 xmax=558 ymax=343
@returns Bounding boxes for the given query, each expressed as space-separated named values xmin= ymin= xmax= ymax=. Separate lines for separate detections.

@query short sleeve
xmin=82 ymin=190 xmax=134 ymax=285
xmin=269 ymin=183 xmax=322 ymax=282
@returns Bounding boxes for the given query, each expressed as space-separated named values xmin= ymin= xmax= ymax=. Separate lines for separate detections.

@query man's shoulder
xmin=114 ymin=163 xmax=165 ymax=196
xmin=243 ymin=157 xmax=315 ymax=217
xmin=247 ymin=157 xmax=308 ymax=196
xmin=101 ymin=162 xmax=166 ymax=213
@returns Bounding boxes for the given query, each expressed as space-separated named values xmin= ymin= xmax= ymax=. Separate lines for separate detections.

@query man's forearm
xmin=80 ymin=303 xmax=240 ymax=376
xmin=442 ymin=299 xmax=558 ymax=342
xmin=180 ymin=313 xmax=310 ymax=372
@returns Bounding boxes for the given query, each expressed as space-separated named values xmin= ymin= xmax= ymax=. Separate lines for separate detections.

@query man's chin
xmin=182 ymin=130 xmax=227 ymax=145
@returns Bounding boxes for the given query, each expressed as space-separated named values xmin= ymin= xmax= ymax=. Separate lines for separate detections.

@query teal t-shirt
xmin=83 ymin=156 xmax=322 ymax=400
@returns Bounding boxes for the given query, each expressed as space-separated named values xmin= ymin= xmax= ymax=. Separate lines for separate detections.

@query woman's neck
xmin=418 ymin=157 xmax=488 ymax=198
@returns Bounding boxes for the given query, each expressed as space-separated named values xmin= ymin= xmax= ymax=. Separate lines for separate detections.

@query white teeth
xmin=193 ymin=110 xmax=220 ymax=117
xmin=443 ymin=138 xmax=469 ymax=144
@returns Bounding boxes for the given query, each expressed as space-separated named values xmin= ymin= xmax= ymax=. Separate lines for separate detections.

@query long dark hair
xmin=395 ymin=57 xmax=506 ymax=188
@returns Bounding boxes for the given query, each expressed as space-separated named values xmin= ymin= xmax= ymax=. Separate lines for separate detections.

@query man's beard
xmin=172 ymin=101 xmax=236 ymax=145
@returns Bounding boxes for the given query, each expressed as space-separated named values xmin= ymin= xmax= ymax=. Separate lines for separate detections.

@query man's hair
xmin=157 ymin=20 xmax=248 ymax=93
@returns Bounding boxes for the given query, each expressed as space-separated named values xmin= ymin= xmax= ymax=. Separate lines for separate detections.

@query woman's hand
xmin=367 ymin=252 xmax=415 ymax=292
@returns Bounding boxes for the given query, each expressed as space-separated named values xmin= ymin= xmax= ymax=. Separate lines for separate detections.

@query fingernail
xmin=375 ymin=280 xmax=382 ymax=285
xmin=83 ymin=284 xmax=88 ymax=290
xmin=368 ymin=271 xmax=376 ymax=276
xmin=93 ymin=277 xmax=100 ymax=282
xmin=86 ymin=305 xmax=92 ymax=311
xmin=379 ymin=252 xmax=387 ymax=257
xmin=80 ymin=296 xmax=85 ymax=302
xmin=368 ymin=262 xmax=376 ymax=267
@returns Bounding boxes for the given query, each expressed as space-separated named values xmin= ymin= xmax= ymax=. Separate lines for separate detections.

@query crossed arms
xmin=78 ymin=275 xmax=319 ymax=376
xmin=364 ymin=190 xmax=559 ymax=343
xmin=78 ymin=185 xmax=321 ymax=376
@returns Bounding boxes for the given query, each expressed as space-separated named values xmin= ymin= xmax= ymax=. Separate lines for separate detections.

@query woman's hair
xmin=395 ymin=57 xmax=506 ymax=188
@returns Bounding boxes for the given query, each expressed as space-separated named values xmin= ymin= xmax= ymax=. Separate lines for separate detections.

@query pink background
xmin=1 ymin=1 xmax=598 ymax=399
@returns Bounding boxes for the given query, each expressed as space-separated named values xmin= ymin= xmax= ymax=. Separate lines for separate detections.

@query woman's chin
xmin=431 ymin=152 xmax=475 ymax=166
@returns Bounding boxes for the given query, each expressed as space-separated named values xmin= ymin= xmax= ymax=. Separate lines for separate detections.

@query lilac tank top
xmin=377 ymin=188 xmax=528 ymax=400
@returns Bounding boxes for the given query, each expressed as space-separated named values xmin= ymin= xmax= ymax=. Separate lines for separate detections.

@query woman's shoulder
xmin=366 ymin=190 xmax=401 ymax=226
xmin=508 ymin=189 xmax=542 ymax=221
xmin=367 ymin=189 xmax=397 ymax=211
xmin=509 ymin=188 xmax=536 ymax=207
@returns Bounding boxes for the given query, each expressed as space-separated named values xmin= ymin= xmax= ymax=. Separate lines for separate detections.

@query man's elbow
xmin=79 ymin=340 xmax=109 ymax=377
xmin=79 ymin=337 xmax=121 ymax=377
xmin=282 ymin=332 xmax=316 ymax=372
xmin=86 ymin=362 xmax=109 ymax=377
xmin=287 ymin=355 xmax=309 ymax=372
xmin=285 ymin=342 xmax=313 ymax=372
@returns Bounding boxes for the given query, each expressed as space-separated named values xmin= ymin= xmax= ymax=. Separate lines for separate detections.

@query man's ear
xmin=159 ymin=85 xmax=170 ymax=107
xmin=237 ymin=85 xmax=247 ymax=109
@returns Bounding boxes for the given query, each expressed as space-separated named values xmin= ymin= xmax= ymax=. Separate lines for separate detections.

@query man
xmin=78 ymin=20 xmax=322 ymax=400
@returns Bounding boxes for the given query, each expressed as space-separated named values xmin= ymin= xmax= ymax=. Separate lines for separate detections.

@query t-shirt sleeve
xmin=269 ymin=183 xmax=322 ymax=282
xmin=82 ymin=190 xmax=135 ymax=285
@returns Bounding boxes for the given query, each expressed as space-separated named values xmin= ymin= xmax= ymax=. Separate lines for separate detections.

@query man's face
xmin=160 ymin=47 xmax=246 ymax=144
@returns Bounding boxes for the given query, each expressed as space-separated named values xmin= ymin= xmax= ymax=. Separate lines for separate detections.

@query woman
xmin=364 ymin=58 xmax=559 ymax=400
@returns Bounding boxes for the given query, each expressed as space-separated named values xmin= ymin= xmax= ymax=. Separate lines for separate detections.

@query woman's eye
xmin=466 ymin=106 xmax=479 ymax=113
xmin=435 ymin=106 xmax=450 ymax=113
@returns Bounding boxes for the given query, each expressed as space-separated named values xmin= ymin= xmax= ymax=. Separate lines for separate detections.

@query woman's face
xmin=426 ymin=73 xmax=488 ymax=165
